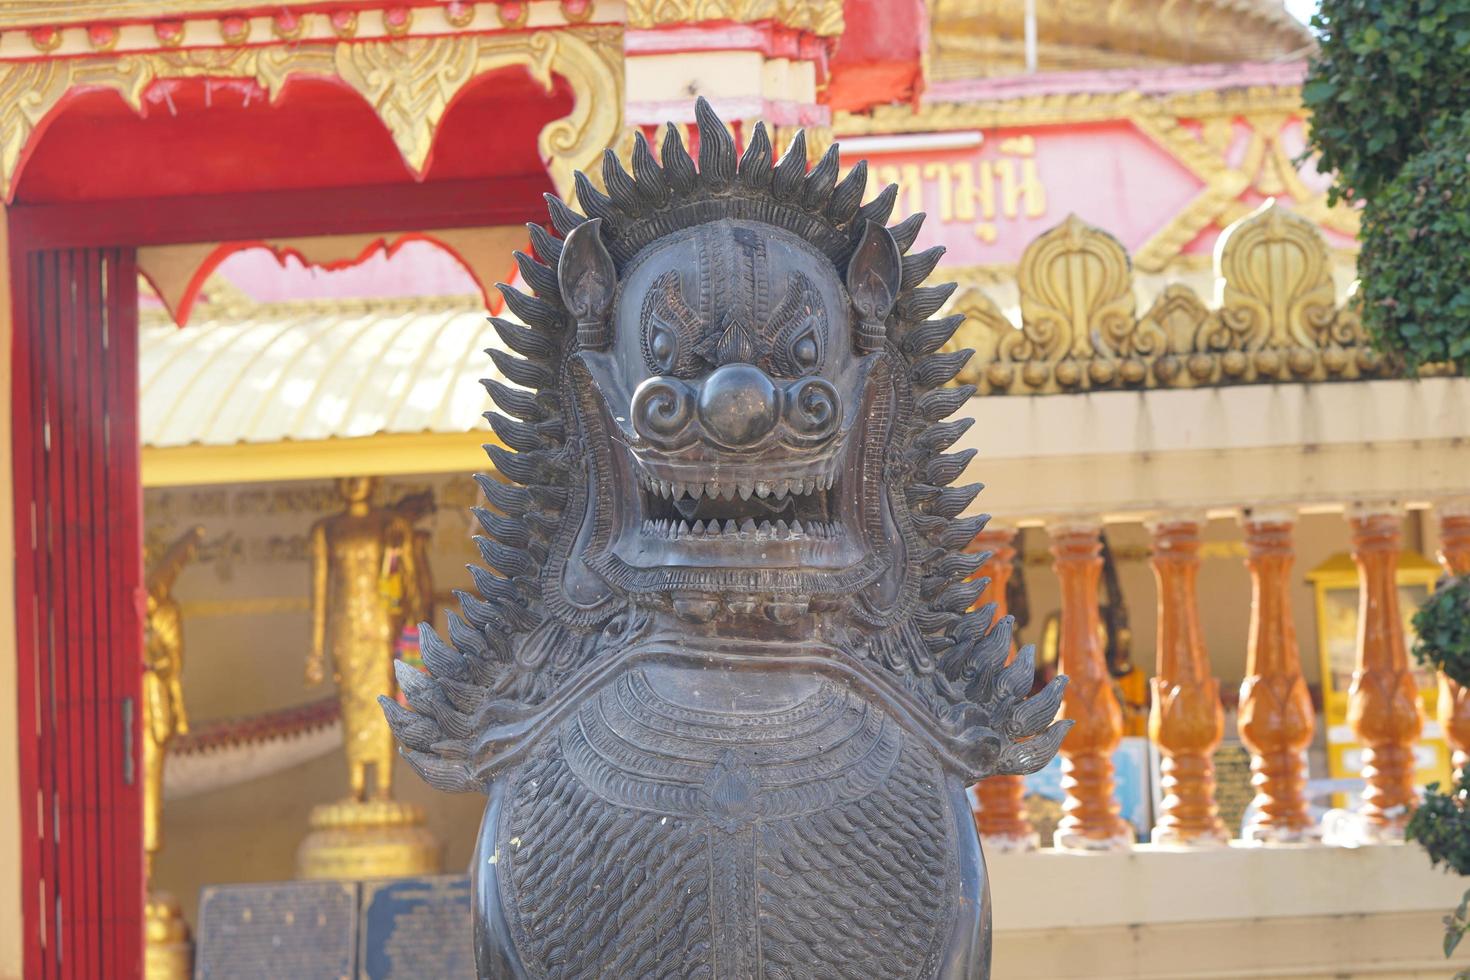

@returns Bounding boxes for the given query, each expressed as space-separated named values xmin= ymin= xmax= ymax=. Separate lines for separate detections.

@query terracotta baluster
xmin=1346 ymin=505 xmax=1424 ymax=839
xmin=970 ymin=527 xmax=1039 ymax=851
xmin=1050 ymin=522 xmax=1132 ymax=850
xmin=1237 ymin=514 xmax=1318 ymax=842
xmin=1436 ymin=501 xmax=1470 ymax=782
xmin=1147 ymin=518 xmax=1229 ymax=845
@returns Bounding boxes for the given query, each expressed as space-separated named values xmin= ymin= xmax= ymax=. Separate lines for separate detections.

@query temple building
xmin=0 ymin=1 xmax=1467 ymax=978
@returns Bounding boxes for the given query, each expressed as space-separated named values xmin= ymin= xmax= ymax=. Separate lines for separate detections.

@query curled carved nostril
xmin=784 ymin=377 xmax=841 ymax=443
xmin=696 ymin=363 xmax=779 ymax=449
xmin=631 ymin=377 xmax=696 ymax=448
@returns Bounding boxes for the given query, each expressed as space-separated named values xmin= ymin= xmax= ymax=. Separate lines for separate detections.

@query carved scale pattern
xmin=497 ymin=669 xmax=955 ymax=979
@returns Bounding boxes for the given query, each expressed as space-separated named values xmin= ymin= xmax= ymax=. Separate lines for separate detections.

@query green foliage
xmin=1303 ymin=0 xmax=1470 ymax=204
xmin=1356 ymin=115 xmax=1470 ymax=373
xmin=1412 ymin=574 xmax=1470 ymax=686
xmin=1407 ymin=771 xmax=1470 ymax=973
xmin=1408 ymin=772 xmax=1470 ymax=877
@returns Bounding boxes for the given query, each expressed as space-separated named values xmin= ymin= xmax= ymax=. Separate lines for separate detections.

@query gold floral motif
xmin=0 ymin=27 xmax=624 ymax=200
xmin=960 ymin=209 xmax=1431 ymax=395
xmin=1017 ymin=215 xmax=1136 ymax=362
xmin=1216 ymin=202 xmax=1337 ymax=351
xmin=625 ymin=0 xmax=843 ymax=35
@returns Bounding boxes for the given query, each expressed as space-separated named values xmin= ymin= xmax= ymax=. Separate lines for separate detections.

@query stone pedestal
xmin=145 ymin=891 xmax=192 ymax=980
xmin=297 ymin=799 xmax=441 ymax=880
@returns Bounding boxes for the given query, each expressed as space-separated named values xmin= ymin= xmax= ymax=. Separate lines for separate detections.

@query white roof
xmin=140 ymin=294 xmax=505 ymax=448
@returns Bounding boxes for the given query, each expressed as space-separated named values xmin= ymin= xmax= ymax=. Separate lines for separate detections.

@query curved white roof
xmin=140 ymin=294 xmax=504 ymax=449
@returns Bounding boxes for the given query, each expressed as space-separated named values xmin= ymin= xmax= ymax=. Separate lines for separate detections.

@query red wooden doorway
xmin=7 ymin=174 xmax=550 ymax=979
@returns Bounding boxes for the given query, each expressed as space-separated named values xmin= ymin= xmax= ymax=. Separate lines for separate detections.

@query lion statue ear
xmin=558 ymin=217 xmax=618 ymax=351
xmin=846 ymin=220 xmax=903 ymax=353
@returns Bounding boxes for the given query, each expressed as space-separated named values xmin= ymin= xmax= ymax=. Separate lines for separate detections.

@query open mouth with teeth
xmin=584 ymin=410 xmax=890 ymax=607
xmin=637 ymin=471 xmax=841 ymax=543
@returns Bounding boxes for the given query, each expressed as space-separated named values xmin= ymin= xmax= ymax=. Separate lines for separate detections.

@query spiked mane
xmin=382 ymin=98 xmax=1071 ymax=794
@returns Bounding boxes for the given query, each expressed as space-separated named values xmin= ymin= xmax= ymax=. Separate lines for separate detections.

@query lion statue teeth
xmin=381 ymin=97 xmax=1070 ymax=980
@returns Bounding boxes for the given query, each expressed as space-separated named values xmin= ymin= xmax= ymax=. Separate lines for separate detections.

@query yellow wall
xmin=0 ymin=206 xmax=22 ymax=979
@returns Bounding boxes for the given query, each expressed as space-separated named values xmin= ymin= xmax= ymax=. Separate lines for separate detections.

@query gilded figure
xmin=307 ymin=476 xmax=425 ymax=801
xmin=143 ymin=524 xmax=204 ymax=874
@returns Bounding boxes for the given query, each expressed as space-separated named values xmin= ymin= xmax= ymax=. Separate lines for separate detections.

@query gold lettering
xmin=901 ymin=164 xmax=923 ymax=216
xmin=923 ymin=162 xmax=953 ymax=222
xmin=977 ymin=160 xmax=997 ymax=221
xmin=998 ymin=158 xmax=1046 ymax=219
xmin=951 ymin=162 xmax=976 ymax=222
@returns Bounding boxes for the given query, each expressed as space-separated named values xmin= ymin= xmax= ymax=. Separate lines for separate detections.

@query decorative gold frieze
xmin=625 ymin=0 xmax=843 ymax=35
xmin=0 ymin=26 xmax=623 ymax=200
xmin=955 ymin=205 xmax=1431 ymax=396
xmin=835 ymin=83 xmax=1357 ymax=274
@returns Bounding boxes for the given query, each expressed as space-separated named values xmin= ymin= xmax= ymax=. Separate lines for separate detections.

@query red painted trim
xmin=153 ymin=230 xmax=512 ymax=326
xmin=9 ymin=175 xmax=551 ymax=250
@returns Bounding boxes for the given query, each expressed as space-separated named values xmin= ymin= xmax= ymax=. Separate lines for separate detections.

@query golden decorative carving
xmin=0 ymin=26 xmax=624 ymax=200
xmin=959 ymin=208 xmax=1429 ymax=395
xmin=625 ymin=0 xmax=843 ymax=35
xmin=928 ymin=0 xmax=1309 ymax=82
xmin=145 ymin=893 xmax=192 ymax=980
xmin=296 ymin=798 xmax=441 ymax=880
xmin=218 ymin=14 xmax=250 ymax=44
xmin=1017 ymin=215 xmax=1136 ymax=362
xmin=1217 ymin=202 xmax=1338 ymax=351
xmin=533 ymin=26 xmax=625 ymax=201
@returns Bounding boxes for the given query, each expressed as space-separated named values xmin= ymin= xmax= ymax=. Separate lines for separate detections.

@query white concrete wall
xmin=989 ymin=843 xmax=1470 ymax=978
xmin=960 ymin=377 xmax=1470 ymax=523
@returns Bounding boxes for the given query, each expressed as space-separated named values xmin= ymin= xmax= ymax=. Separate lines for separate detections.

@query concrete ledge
xmin=988 ymin=843 xmax=1470 ymax=979
xmin=956 ymin=377 xmax=1470 ymax=521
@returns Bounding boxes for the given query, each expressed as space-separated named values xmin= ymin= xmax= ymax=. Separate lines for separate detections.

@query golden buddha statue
xmin=297 ymin=476 xmax=440 ymax=879
xmin=143 ymin=525 xmax=205 ymax=980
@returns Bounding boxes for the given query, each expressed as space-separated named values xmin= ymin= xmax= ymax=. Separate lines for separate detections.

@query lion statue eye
xmin=788 ymin=323 xmax=821 ymax=373
xmin=648 ymin=323 xmax=678 ymax=373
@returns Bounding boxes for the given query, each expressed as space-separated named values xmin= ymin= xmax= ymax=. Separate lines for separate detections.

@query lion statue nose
xmin=696 ymin=363 xmax=779 ymax=449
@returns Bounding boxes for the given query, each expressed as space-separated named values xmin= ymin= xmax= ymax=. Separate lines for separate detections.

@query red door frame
xmin=9 ymin=172 xmax=551 ymax=979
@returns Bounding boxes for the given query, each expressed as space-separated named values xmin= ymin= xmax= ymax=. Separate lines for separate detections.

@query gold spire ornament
xmin=297 ymin=476 xmax=441 ymax=879
xmin=143 ymin=525 xmax=205 ymax=980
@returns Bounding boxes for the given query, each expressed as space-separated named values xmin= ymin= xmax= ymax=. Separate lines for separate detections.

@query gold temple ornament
xmin=296 ymin=476 xmax=441 ymax=880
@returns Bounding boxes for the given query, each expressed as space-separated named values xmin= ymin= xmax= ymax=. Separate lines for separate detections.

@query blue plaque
xmin=196 ymin=880 xmax=357 ymax=980
xmin=358 ymin=874 xmax=474 ymax=979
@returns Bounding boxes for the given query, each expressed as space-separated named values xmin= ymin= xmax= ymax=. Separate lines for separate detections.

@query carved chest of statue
xmin=381 ymin=99 xmax=1070 ymax=980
